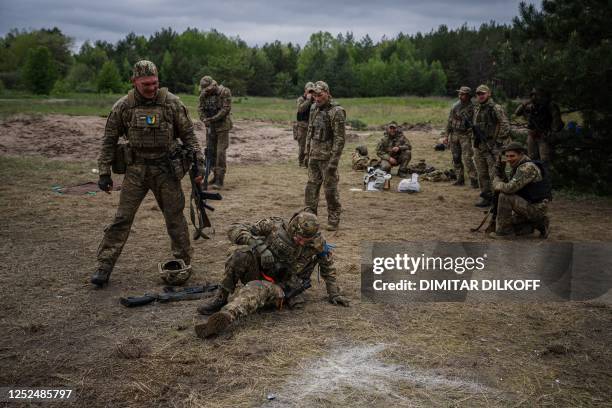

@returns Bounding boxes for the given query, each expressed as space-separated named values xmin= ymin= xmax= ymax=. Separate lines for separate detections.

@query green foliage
xmin=0 ymin=79 xmax=5 ymax=94
xmin=347 ymin=119 xmax=367 ymax=130
xmin=96 ymin=60 xmax=123 ymax=93
xmin=22 ymin=46 xmax=58 ymax=94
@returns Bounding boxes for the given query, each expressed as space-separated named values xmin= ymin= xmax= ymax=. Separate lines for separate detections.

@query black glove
xmin=98 ymin=175 xmax=113 ymax=192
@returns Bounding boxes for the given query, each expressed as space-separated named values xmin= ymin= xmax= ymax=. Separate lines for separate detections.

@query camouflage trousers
xmin=379 ymin=150 xmax=411 ymax=174
xmin=208 ymin=128 xmax=229 ymax=176
xmin=473 ymin=144 xmax=502 ymax=196
xmin=449 ymin=131 xmax=476 ymax=182
xmin=296 ymin=122 xmax=308 ymax=166
xmin=221 ymin=248 xmax=285 ymax=320
xmin=96 ymin=164 xmax=193 ymax=271
xmin=527 ymin=130 xmax=551 ymax=163
xmin=496 ymin=193 xmax=548 ymax=234
xmin=305 ymin=159 xmax=341 ymax=226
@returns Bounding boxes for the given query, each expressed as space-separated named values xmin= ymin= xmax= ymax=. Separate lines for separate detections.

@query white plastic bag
xmin=397 ymin=173 xmax=420 ymax=193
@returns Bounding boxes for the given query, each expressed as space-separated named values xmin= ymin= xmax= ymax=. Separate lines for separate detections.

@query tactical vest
xmin=262 ymin=222 xmax=297 ymax=279
xmin=450 ymin=102 xmax=471 ymax=131
xmin=125 ymin=88 xmax=174 ymax=151
xmin=312 ymin=105 xmax=335 ymax=142
xmin=474 ymin=101 xmax=499 ymax=140
xmin=514 ymin=160 xmax=552 ymax=204
xmin=528 ymin=103 xmax=553 ymax=132
xmin=296 ymin=97 xmax=310 ymax=122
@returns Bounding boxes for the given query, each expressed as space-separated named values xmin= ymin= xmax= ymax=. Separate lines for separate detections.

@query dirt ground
xmin=1 ymin=115 xmax=611 ymax=407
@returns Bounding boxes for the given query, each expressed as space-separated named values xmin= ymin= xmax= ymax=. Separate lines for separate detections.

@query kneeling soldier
xmin=376 ymin=122 xmax=412 ymax=177
xmin=489 ymin=142 xmax=551 ymax=239
xmin=195 ymin=210 xmax=349 ymax=338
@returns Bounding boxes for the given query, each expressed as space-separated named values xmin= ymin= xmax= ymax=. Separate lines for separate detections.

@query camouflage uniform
xmin=472 ymin=86 xmax=511 ymax=201
xmin=198 ymin=76 xmax=232 ymax=186
xmin=514 ymin=93 xmax=562 ymax=164
xmin=295 ymin=82 xmax=315 ymax=167
xmin=492 ymin=154 xmax=550 ymax=236
xmin=95 ymin=61 xmax=203 ymax=279
xmin=304 ymin=81 xmax=346 ymax=228
xmin=217 ymin=216 xmax=342 ymax=321
xmin=351 ymin=145 xmax=369 ymax=171
xmin=446 ymin=98 xmax=477 ymax=184
xmin=376 ymin=124 xmax=412 ymax=176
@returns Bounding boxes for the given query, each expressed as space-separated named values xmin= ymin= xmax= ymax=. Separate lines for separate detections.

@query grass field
xmin=0 ymin=92 xmax=453 ymax=127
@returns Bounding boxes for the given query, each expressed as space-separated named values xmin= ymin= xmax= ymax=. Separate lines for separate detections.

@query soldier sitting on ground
xmin=376 ymin=122 xmax=412 ymax=177
xmin=194 ymin=210 xmax=349 ymax=339
xmin=489 ymin=142 xmax=552 ymax=239
xmin=352 ymin=145 xmax=370 ymax=171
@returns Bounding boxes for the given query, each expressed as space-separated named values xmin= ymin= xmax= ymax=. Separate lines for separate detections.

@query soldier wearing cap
xmin=444 ymin=86 xmax=478 ymax=188
xmin=514 ymin=88 xmax=563 ymax=164
xmin=92 ymin=60 xmax=204 ymax=287
xmin=376 ymin=121 xmax=412 ymax=177
xmin=489 ymin=142 xmax=551 ymax=239
xmin=304 ymin=81 xmax=346 ymax=231
xmin=197 ymin=76 xmax=232 ymax=189
xmin=472 ymin=84 xmax=511 ymax=207
xmin=295 ymin=82 xmax=316 ymax=167
xmin=195 ymin=210 xmax=349 ymax=338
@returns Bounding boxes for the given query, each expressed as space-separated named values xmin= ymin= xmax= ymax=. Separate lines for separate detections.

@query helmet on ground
xmin=356 ymin=145 xmax=368 ymax=156
xmin=158 ymin=259 xmax=192 ymax=286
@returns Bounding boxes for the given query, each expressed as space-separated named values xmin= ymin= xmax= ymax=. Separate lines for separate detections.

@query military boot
xmin=513 ymin=223 xmax=535 ymax=236
xmin=326 ymin=222 xmax=339 ymax=231
xmin=535 ymin=216 xmax=550 ymax=239
xmin=212 ymin=168 xmax=224 ymax=190
xmin=475 ymin=192 xmax=492 ymax=208
xmin=452 ymin=179 xmax=465 ymax=186
xmin=470 ymin=178 xmax=479 ymax=189
xmin=197 ymin=288 xmax=229 ymax=315
xmin=91 ymin=266 xmax=112 ymax=287
xmin=195 ymin=310 xmax=234 ymax=338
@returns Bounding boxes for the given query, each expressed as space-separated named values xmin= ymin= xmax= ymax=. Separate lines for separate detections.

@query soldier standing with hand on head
xmin=304 ymin=81 xmax=346 ymax=231
xmin=198 ymin=76 xmax=232 ymax=189
xmin=295 ymin=82 xmax=316 ymax=167
xmin=472 ymin=84 xmax=511 ymax=207
xmin=91 ymin=60 xmax=204 ymax=287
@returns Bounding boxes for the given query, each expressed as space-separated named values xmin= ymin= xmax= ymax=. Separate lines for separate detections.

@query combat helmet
xmin=355 ymin=145 xmax=368 ymax=156
xmin=158 ymin=259 xmax=192 ymax=286
xmin=288 ymin=211 xmax=320 ymax=239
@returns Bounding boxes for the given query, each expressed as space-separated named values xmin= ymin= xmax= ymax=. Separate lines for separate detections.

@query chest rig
xmin=474 ymin=101 xmax=498 ymax=140
xmin=451 ymin=102 xmax=471 ymax=131
xmin=125 ymin=88 xmax=174 ymax=151
xmin=312 ymin=105 xmax=334 ymax=142
xmin=202 ymin=93 xmax=219 ymax=118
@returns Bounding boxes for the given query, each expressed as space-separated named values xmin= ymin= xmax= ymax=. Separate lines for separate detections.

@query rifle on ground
xmin=470 ymin=192 xmax=499 ymax=233
xmin=189 ymin=147 xmax=222 ymax=240
xmin=120 ymin=284 xmax=221 ymax=307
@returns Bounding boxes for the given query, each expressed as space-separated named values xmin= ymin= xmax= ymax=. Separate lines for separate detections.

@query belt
xmin=132 ymin=156 xmax=168 ymax=165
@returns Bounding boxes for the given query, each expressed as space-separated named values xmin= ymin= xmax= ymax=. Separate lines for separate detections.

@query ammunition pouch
xmin=112 ymin=143 xmax=130 ymax=175
xmin=169 ymin=145 xmax=193 ymax=180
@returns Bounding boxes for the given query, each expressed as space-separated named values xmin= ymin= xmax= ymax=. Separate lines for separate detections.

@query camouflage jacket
xmin=514 ymin=101 xmax=562 ymax=133
xmin=198 ymin=85 xmax=232 ymax=131
xmin=473 ymin=98 xmax=511 ymax=148
xmin=376 ymin=131 xmax=411 ymax=161
xmin=493 ymin=156 xmax=542 ymax=194
xmin=446 ymin=100 xmax=474 ymax=134
xmin=227 ymin=217 xmax=340 ymax=297
xmin=296 ymin=95 xmax=313 ymax=125
xmin=98 ymin=88 xmax=202 ymax=176
xmin=306 ymin=100 xmax=346 ymax=164
xmin=351 ymin=152 xmax=369 ymax=171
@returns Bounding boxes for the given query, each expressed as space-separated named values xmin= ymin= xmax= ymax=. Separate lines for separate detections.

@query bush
xmin=347 ymin=119 xmax=367 ymax=130
xmin=97 ymin=60 xmax=123 ymax=93
xmin=50 ymin=79 xmax=71 ymax=95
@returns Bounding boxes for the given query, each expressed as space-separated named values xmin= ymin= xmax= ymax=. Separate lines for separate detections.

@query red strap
xmin=261 ymin=272 xmax=275 ymax=283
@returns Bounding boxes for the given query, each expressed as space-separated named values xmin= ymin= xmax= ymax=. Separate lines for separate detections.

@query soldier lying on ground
xmin=195 ymin=210 xmax=349 ymax=338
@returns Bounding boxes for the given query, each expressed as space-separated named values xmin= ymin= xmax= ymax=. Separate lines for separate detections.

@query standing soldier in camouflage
xmin=375 ymin=121 xmax=412 ymax=177
xmin=295 ymin=82 xmax=315 ymax=167
xmin=304 ymin=81 xmax=346 ymax=231
xmin=444 ymin=86 xmax=478 ymax=188
xmin=198 ymin=76 xmax=232 ymax=189
xmin=514 ymin=88 xmax=563 ymax=164
xmin=489 ymin=142 xmax=552 ymax=239
xmin=195 ymin=210 xmax=349 ymax=338
xmin=472 ymin=84 xmax=511 ymax=207
xmin=91 ymin=60 xmax=204 ymax=287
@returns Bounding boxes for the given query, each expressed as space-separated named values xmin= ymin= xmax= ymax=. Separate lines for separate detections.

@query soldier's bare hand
xmin=194 ymin=175 xmax=204 ymax=185
xmin=330 ymin=295 xmax=350 ymax=307
xmin=391 ymin=146 xmax=400 ymax=153
xmin=388 ymin=157 xmax=398 ymax=166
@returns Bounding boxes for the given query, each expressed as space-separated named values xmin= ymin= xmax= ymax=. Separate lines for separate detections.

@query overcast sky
xmin=0 ymin=0 xmax=539 ymax=49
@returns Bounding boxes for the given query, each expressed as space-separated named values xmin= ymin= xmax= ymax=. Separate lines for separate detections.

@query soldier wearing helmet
xmin=195 ymin=210 xmax=349 ymax=338
xmin=197 ymin=75 xmax=233 ymax=189
xmin=295 ymin=82 xmax=316 ymax=167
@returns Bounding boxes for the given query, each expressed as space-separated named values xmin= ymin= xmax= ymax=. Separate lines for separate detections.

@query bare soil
xmin=0 ymin=115 xmax=611 ymax=407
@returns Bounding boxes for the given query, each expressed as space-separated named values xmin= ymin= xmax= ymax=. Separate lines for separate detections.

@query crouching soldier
xmin=195 ymin=210 xmax=349 ymax=338
xmin=352 ymin=145 xmax=370 ymax=171
xmin=489 ymin=142 xmax=551 ymax=239
xmin=376 ymin=122 xmax=411 ymax=177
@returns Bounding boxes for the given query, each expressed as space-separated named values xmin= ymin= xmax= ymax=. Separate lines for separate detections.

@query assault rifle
xmin=462 ymin=115 xmax=487 ymax=148
xmin=189 ymin=147 xmax=222 ymax=240
xmin=120 ymin=284 xmax=221 ymax=307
